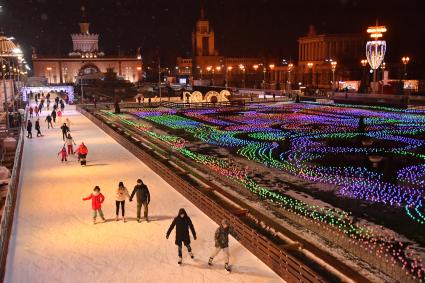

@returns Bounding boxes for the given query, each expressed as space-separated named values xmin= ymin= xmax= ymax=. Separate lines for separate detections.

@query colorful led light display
xmin=102 ymin=102 xmax=425 ymax=280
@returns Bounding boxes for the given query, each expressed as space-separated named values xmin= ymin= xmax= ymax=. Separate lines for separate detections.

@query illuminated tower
xmin=192 ymin=6 xmax=217 ymax=57
xmin=71 ymin=5 xmax=99 ymax=55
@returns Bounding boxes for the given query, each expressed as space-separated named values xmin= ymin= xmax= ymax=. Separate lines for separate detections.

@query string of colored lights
xmin=102 ymin=103 xmax=425 ymax=280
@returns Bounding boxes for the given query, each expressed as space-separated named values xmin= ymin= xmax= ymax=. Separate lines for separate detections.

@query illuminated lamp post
xmin=269 ymin=64 xmax=275 ymax=89
xmin=361 ymin=59 xmax=368 ymax=92
xmin=206 ymin=66 xmax=212 ymax=85
xmin=253 ymin=64 xmax=259 ymax=88
xmin=307 ymin=62 xmax=313 ymax=89
xmin=380 ymin=61 xmax=386 ymax=80
xmin=239 ymin=64 xmax=245 ymax=88
xmin=402 ymin=56 xmax=410 ymax=79
xmin=287 ymin=63 xmax=293 ymax=92
xmin=215 ymin=66 xmax=221 ymax=86
xmin=331 ymin=61 xmax=337 ymax=96
xmin=226 ymin=66 xmax=232 ymax=89
xmin=366 ymin=24 xmax=387 ymax=92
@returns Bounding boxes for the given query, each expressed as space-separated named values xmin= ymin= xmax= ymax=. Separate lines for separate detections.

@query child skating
xmin=166 ymin=208 xmax=197 ymax=265
xmin=208 ymin=219 xmax=240 ymax=272
xmin=82 ymin=186 xmax=106 ymax=224
xmin=58 ymin=146 xmax=68 ymax=162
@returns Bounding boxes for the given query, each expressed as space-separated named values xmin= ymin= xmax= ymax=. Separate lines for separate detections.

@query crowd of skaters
xmin=26 ymin=92 xmax=87 ymax=165
xmin=26 ymin=92 xmax=241 ymax=272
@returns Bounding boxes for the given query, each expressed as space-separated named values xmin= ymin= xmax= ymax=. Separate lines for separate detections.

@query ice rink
xmin=5 ymin=105 xmax=282 ymax=283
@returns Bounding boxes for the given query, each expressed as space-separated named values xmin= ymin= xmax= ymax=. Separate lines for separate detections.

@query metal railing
xmin=0 ymin=121 xmax=25 ymax=282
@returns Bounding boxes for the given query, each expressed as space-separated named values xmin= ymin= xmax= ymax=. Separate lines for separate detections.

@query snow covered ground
xmin=5 ymin=104 xmax=282 ymax=283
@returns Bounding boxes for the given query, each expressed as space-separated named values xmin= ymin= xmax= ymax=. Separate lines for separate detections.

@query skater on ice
xmin=26 ymin=120 xmax=33 ymax=139
xmin=166 ymin=208 xmax=197 ymax=265
xmin=115 ymin=181 xmax=130 ymax=222
xmin=29 ymin=106 xmax=34 ymax=118
xmin=82 ymin=186 xmax=106 ymax=224
xmin=65 ymin=133 xmax=76 ymax=155
xmin=34 ymin=105 xmax=39 ymax=117
xmin=75 ymin=142 xmax=88 ymax=165
xmin=51 ymin=109 xmax=57 ymax=123
xmin=45 ymin=114 xmax=53 ymax=129
xmin=60 ymin=123 xmax=70 ymax=141
xmin=65 ymin=117 xmax=72 ymax=130
xmin=208 ymin=219 xmax=239 ymax=272
xmin=129 ymin=179 xmax=150 ymax=222
xmin=57 ymin=109 xmax=62 ymax=122
xmin=35 ymin=119 xmax=42 ymax=137
xmin=57 ymin=146 xmax=68 ymax=162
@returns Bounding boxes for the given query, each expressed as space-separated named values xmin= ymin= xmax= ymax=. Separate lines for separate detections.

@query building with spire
xmin=176 ymin=6 xmax=263 ymax=87
xmin=32 ymin=5 xmax=142 ymax=84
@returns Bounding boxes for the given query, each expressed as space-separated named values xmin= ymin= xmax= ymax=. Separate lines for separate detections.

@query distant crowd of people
xmin=25 ymin=91 xmax=241 ymax=272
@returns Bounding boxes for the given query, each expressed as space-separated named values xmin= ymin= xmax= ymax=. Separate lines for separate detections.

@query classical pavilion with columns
xmin=32 ymin=7 xmax=142 ymax=84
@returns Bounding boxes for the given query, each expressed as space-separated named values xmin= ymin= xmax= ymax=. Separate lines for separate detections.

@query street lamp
xmin=269 ymin=64 xmax=275 ymax=88
xmin=215 ymin=66 xmax=221 ymax=86
xmin=226 ymin=66 xmax=232 ymax=88
xmin=239 ymin=64 xmax=245 ymax=88
xmin=307 ymin=62 xmax=313 ymax=88
xmin=331 ymin=61 xmax=337 ymax=96
xmin=287 ymin=63 xmax=293 ymax=92
xmin=366 ymin=24 xmax=387 ymax=87
xmin=402 ymin=56 xmax=410 ymax=79
xmin=361 ymin=59 xmax=368 ymax=93
xmin=253 ymin=64 xmax=259 ymax=88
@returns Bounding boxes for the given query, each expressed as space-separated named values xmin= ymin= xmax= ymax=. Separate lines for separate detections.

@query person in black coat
xmin=60 ymin=123 xmax=70 ymax=141
xmin=26 ymin=120 xmax=33 ymax=139
xmin=51 ymin=110 xmax=57 ymax=123
xmin=129 ymin=179 xmax=150 ymax=222
xmin=166 ymin=208 xmax=197 ymax=264
xmin=45 ymin=115 xmax=53 ymax=128
xmin=35 ymin=119 xmax=42 ymax=137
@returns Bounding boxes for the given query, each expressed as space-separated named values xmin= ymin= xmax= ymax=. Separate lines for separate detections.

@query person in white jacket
xmin=65 ymin=133 xmax=76 ymax=155
xmin=116 ymin=181 xmax=130 ymax=222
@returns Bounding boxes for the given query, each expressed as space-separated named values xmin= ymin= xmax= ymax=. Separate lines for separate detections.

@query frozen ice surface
xmin=5 ymin=105 xmax=282 ymax=283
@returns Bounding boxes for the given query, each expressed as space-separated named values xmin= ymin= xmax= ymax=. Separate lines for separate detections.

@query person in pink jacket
xmin=83 ymin=186 xmax=106 ymax=224
xmin=58 ymin=146 xmax=68 ymax=162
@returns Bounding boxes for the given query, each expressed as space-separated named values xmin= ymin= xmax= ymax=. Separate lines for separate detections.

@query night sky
xmin=1 ymin=0 xmax=425 ymax=77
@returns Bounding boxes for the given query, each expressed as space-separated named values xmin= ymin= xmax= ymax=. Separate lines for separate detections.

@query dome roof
xmin=0 ymin=33 xmax=18 ymax=56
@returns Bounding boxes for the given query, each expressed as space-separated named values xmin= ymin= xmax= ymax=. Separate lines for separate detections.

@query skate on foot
xmin=178 ymin=257 xmax=182 ymax=265
xmin=93 ymin=218 xmax=97 ymax=224
xmin=137 ymin=218 xmax=142 ymax=223
xmin=189 ymin=252 xmax=194 ymax=259
xmin=208 ymin=257 xmax=213 ymax=266
xmin=100 ymin=218 xmax=106 ymax=223
xmin=123 ymin=217 xmax=126 ymax=222
xmin=115 ymin=216 xmax=119 ymax=221
xmin=225 ymin=263 xmax=231 ymax=272
xmin=145 ymin=218 xmax=150 ymax=223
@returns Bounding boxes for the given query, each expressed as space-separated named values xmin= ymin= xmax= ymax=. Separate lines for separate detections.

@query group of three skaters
xmin=83 ymin=181 xmax=238 ymax=271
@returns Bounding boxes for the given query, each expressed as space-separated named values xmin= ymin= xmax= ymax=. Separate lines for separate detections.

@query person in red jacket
xmin=82 ymin=186 xmax=106 ymax=224
xmin=75 ymin=142 xmax=88 ymax=161
xmin=58 ymin=146 xmax=68 ymax=162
